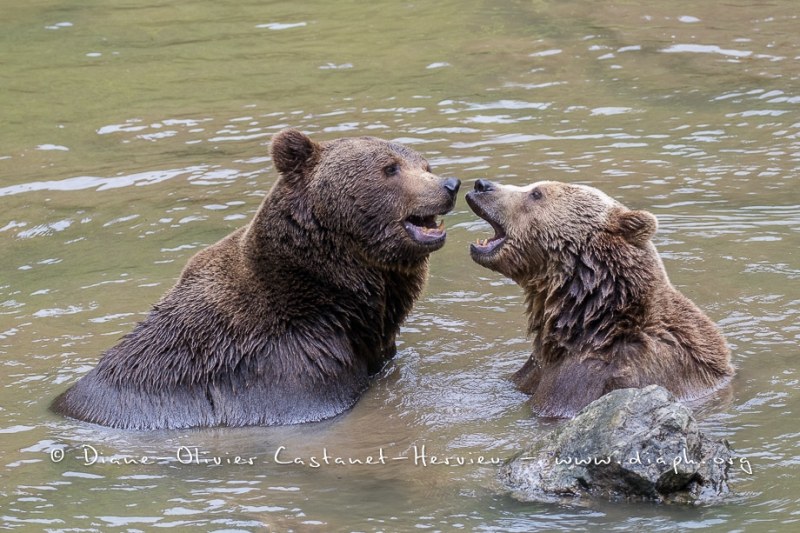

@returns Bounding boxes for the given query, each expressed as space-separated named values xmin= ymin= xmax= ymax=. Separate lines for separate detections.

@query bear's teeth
xmin=419 ymin=220 xmax=444 ymax=235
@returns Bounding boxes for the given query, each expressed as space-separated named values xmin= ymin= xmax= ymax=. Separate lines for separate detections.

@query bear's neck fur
xmin=523 ymin=232 xmax=655 ymax=360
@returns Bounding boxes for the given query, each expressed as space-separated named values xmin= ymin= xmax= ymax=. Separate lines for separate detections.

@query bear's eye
xmin=384 ymin=163 xmax=400 ymax=177
xmin=530 ymin=188 xmax=543 ymax=201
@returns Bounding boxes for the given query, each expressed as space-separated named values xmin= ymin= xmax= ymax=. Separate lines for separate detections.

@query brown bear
xmin=466 ymin=179 xmax=734 ymax=418
xmin=52 ymin=129 xmax=460 ymax=429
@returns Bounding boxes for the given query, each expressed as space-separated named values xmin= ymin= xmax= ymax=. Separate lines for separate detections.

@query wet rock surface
xmin=502 ymin=385 xmax=733 ymax=504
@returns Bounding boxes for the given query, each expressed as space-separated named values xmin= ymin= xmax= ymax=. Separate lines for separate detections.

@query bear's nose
xmin=443 ymin=177 xmax=461 ymax=197
xmin=474 ymin=179 xmax=495 ymax=192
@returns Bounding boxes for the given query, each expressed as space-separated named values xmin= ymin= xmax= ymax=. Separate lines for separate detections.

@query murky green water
xmin=1 ymin=0 xmax=798 ymax=530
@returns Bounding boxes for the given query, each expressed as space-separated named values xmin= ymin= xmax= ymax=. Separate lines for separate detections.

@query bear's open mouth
xmin=404 ymin=214 xmax=446 ymax=246
xmin=466 ymin=195 xmax=506 ymax=255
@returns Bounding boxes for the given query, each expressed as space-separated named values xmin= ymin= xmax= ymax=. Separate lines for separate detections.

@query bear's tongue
xmin=404 ymin=215 xmax=445 ymax=244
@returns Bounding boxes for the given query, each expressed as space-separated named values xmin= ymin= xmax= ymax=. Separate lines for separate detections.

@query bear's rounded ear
xmin=612 ymin=209 xmax=658 ymax=246
xmin=270 ymin=129 xmax=320 ymax=179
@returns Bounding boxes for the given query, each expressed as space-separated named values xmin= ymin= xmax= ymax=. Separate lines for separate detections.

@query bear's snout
xmin=443 ymin=177 xmax=461 ymax=199
xmin=474 ymin=179 xmax=495 ymax=192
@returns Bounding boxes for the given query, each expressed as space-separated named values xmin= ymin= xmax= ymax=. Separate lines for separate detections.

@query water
xmin=1 ymin=0 xmax=798 ymax=530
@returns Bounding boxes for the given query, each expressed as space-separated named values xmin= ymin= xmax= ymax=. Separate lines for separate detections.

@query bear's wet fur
xmin=466 ymin=179 xmax=734 ymax=418
xmin=52 ymin=129 xmax=460 ymax=429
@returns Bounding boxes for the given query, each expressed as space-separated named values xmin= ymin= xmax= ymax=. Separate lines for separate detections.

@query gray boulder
xmin=501 ymin=385 xmax=732 ymax=504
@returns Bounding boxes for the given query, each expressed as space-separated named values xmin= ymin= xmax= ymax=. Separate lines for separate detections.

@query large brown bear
xmin=466 ymin=179 xmax=734 ymax=418
xmin=52 ymin=129 xmax=460 ymax=429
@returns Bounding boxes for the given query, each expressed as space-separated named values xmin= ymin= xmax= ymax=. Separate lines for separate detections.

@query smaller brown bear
xmin=466 ymin=179 xmax=734 ymax=418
